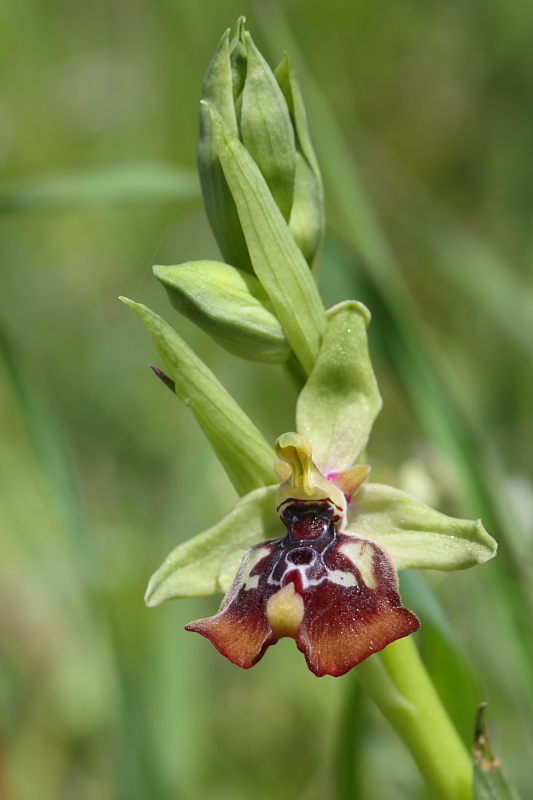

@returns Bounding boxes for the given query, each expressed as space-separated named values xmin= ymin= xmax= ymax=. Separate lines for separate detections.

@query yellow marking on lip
xmin=266 ymin=583 xmax=305 ymax=638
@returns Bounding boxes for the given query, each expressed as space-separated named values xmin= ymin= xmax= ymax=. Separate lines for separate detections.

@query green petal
xmin=154 ymin=261 xmax=290 ymax=363
xmin=240 ymin=31 xmax=295 ymax=220
xmin=297 ymin=301 xmax=382 ymax=474
xmin=275 ymin=54 xmax=325 ymax=269
xmin=145 ymin=486 xmax=281 ymax=604
xmin=198 ymin=28 xmax=253 ymax=273
xmin=205 ymin=102 xmax=325 ymax=375
xmin=347 ymin=482 xmax=497 ymax=571
xmin=120 ymin=298 xmax=277 ymax=495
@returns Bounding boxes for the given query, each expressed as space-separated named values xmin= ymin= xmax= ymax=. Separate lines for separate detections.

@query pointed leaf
xmin=240 ymin=31 xmax=295 ymax=220
xmin=121 ymin=298 xmax=277 ymax=495
xmin=145 ymin=485 xmax=281 ymax=604
xmin=198 ymin=28 xmax=253 ymax=272
xmin=347 ymin=482 xmax=497 ymax=571
xmin=154 ymin=261 xmax=290 ymax=363
xmin=205 ymin=102 xmax=325 ymax=374
xmin=297 ymin=301 xmax=382 ymax=474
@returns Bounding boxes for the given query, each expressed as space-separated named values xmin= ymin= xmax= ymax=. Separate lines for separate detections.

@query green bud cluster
xmin=145 ymin=17 xmax=326 ymax=371
xmin=198 ymin=17 xmax=324 ymax=274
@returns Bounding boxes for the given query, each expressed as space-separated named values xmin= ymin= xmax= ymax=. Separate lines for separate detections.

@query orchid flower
xmin=129 ymin=299 xmax=496 ymax=678
xmin=185 ymin=431 xmax=420 ymax=677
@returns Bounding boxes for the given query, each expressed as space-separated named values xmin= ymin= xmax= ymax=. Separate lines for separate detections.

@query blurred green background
xmin=1 ymin=1 xmax=533 ymax=798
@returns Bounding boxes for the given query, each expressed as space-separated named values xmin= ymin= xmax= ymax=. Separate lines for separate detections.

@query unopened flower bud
xmin=154 ymin=261 xmax=290 ymax=363
xmin=275 ymin=54 xmax=325 ymax=269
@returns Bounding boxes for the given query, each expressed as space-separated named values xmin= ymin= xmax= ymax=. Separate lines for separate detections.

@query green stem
xmin=356 ymin=636 xmax=472 ymax=800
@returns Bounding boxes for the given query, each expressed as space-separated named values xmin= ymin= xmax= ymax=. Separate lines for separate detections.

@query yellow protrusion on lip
xmin=266 ymin=582 xmax=305 ymax=638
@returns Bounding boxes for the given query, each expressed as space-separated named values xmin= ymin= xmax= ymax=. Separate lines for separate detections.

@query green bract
xmin=120 ymin=298 xmax=276 ymax=495
xmin=154 ymin=261 xmax=290 ymax=363
xmin=205 ymin=102 xmax=325 ymax=374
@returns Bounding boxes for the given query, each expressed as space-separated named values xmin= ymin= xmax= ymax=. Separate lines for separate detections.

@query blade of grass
xmin=0 ymin=313 xmax=94 ymax=572
xmin=0 ymin=314 xmax=193 ymax=800
xmin=0 ymin=163 xmax=200 ymax=213
xmin=361 ymin=137 xmax=533 ymax=363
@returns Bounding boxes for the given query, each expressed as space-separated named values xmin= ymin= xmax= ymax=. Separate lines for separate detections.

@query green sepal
xmin=276 ymin=54 xmax=325 ymax=269
xmin=145 ymin=485 xmax=281 ymax=604
xmin=347 ymin=482 xmax=497 ymax=571
xmin=120 ymin=298 xmax=277 ymax=495
xmin=473 ymin=705 xmax=522 ymax=799
xmin=154 ymin=261 xmax=290 ymax=363
xmin=198 ymin=27 xmax=253 ymax=273
xmin=204 ymin=102 xmax=325 ymax=374
xmin=239 ymin=31 xmax=295 ymax=221
xmin=297 ymin=301 xmax=382 ymax=475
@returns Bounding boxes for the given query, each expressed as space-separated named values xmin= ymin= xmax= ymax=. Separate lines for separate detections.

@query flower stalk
xmin=357 ymin=636 xmax=473 ymax=800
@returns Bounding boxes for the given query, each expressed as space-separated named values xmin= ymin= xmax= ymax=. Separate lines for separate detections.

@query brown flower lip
xmin=186 ymin=499 xmax=419 ymax=677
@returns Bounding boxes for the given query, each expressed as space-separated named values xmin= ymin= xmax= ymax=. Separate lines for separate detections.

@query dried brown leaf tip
xmin=473 ymin=704 xmax=501 ymax=772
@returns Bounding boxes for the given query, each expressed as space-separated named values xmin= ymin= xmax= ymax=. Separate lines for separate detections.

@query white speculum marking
xmin=265 ymin=546 xmax=359 ymax=591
